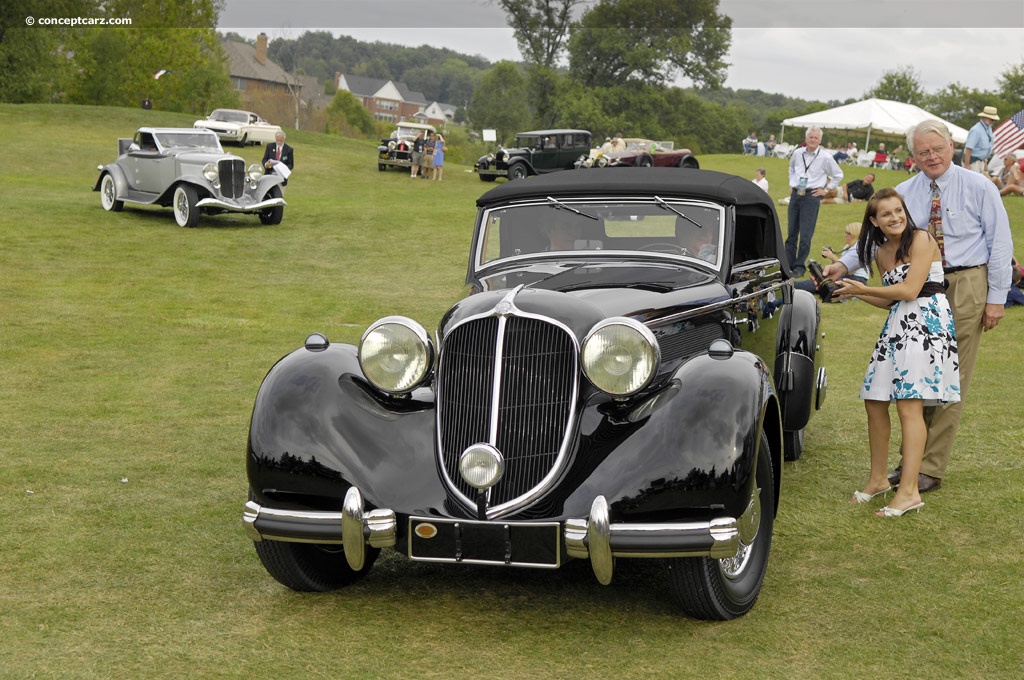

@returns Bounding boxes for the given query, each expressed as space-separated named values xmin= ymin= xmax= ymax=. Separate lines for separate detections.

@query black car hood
xmin=457 ymin=260 xmax=729 ymax=333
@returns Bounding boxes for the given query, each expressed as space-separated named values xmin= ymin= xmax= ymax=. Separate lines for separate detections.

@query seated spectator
xmin=821 ymin=174 xmax=875 ymax=203
xmin=1006 ymin=255 xmax=1024 ymax=306
xmin=844 ymin=173 xmax=876 ymax=202
xmin=765 ymin=134 xmax=777 ymax=153
xmin=871 ymin=143 xmax=888 ymax=168
xmin=743 ymin=132 xmax=758 ymax=155
xmin=992 ymin=154 xmax=1024 ymax=196
xmin=795 ymin=222 xmax=869 ymax=298
xmin=752 ymin=168 xmax=769 ymax=193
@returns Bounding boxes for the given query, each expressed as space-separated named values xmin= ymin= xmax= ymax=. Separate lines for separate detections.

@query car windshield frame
xmin=154 ymin=131 xmax=224 ymax=152
xmin=209 ymin=109 xmax=249 ymax=124
xmin=475 ymin=196 xmax=726 ymax=273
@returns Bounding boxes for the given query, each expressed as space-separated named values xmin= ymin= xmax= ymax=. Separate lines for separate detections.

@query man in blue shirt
xmin=826 ymin=120 xmax=1013 ymax=493
xmin=963 ymin=106 xmax=999 ymax=172
xmin=786 ymin=126 xmax=843 ymax=277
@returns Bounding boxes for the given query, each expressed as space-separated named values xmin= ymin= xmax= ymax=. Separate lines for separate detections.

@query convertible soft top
xmin=476 ymin=167 xmax=773 ymax=212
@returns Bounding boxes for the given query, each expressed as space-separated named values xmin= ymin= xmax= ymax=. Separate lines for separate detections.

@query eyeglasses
xmin=914 ymin=145 xmax=948 ymax=160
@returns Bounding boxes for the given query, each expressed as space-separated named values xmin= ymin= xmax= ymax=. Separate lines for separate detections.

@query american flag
xmin=992 ymin=107 xmax=1024 ymax=158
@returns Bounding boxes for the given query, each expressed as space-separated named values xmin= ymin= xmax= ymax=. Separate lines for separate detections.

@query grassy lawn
xmin=1 ymin=104 xmax=1022 ymax=678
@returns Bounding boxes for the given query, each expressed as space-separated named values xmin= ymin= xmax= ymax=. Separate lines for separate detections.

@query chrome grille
xmin=437 ymin=315 xmax=576 ymax=509
xmin=218 ymin=158 xmax=245 ymax=199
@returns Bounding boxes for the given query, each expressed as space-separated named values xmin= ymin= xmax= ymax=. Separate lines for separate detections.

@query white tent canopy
xmin=781 ymin=98 xmax=969 ymax=149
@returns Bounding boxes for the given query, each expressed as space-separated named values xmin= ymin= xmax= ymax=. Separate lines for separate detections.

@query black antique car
xmin=475 ymin=129 xmax=592 ymax=181
xmin=244 ymin=168 xmax=827 ymax=619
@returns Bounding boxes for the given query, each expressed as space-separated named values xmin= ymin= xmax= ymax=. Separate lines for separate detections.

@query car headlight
xmin=247 ymin=163 xmax=264 ymax=181
xmin=202 ymin=163 xmax=219 ymax=182
xmin=582 ymin=318 xmax=659 ymax=397
xmin=359 ymin=316 xmax=434 ymax=394
xmin=459 ymin=444 xmax=505 ymax=490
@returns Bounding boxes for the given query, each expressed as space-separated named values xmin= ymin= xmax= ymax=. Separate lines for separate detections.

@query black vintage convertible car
xmin=244 ymin=168 xmax=827 ymax=619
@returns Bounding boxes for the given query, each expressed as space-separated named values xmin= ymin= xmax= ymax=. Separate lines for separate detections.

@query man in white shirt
xmin=826 ymin=120 xmax=1013 ymax=493
xmin=786 ymin=127 xmax=843 ymax=277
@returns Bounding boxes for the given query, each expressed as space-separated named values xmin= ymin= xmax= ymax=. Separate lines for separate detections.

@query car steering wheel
xmin=638 ymin=242 xmax=691 ymax=256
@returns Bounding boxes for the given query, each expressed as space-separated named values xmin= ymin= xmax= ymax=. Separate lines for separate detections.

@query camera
xmin=807 ymin=261 xmax=840 ymax=303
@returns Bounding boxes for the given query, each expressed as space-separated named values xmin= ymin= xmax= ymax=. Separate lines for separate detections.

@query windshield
xmin=395 ymin=125 xmax=434 ymax=139
xmin=154 ymin=131 xmax=223 ymax=151
xmin=476 ymin=198 xmax=724 ymax=270
xmin=209 ymin=109 xmax=248 ymax=123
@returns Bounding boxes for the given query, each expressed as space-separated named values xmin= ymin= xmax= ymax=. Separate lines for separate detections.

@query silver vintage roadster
xmin=93 ymin=127 xmax=286 ymax=227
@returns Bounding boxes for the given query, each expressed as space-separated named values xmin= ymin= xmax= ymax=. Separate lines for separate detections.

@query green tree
xmin=864 ymin=65 xmax=925 ymax=105
xmin=326 ymin=88 xmax=376 ymax=136
xmin=567 ymin=0 xmax=731 ymax=88
xmin=925 ymin=82 xmax=996 ymax=130
xmin=62 ymin=0 xmax=234 ymax=113
xmin=997 ymin=63 xmax=1024 ymax=109
xmin=496 ymin=0 xmax=584 ymax=127
xmin=467 ymin=61 xmax=530 ymax=144
xmin=0 ymin=0 xmax=94 ymax=102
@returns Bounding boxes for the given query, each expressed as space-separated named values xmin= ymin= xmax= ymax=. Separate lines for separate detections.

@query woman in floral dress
xmin=835 ymin=188 xmax=959 ymax=517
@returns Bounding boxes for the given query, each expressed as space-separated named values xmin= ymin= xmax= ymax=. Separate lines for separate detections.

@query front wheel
xmin=636 ymin=154 xmax=653 ymax=167
xmin=667 ymin=430 xmax=774 ymax=620
xmin=100 ymin=173 xmax=123 ymax=212
xmin=254 ymin=539 xmax=379 ymax=591
xmin=173 ymin=184 xmax=200 ymax=227
xmin=258 ymin=185 xmax=284 ymax=225
xmin=508 ymin=164 xmax=528 ymax=180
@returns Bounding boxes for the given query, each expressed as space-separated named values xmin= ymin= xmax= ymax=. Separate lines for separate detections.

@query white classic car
xmin=193 ymin=109 xmax=283 ymax=146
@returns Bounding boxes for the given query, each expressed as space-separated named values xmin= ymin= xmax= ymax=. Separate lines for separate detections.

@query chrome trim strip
xmin=643 ymin=278 xmax=789 ymax=329
xmin=195 ymin=197 xmax=286 ymax=212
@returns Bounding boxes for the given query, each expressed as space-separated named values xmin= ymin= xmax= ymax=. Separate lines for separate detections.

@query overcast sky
xmin=219 ymin=0 xmax=1024 ymax=104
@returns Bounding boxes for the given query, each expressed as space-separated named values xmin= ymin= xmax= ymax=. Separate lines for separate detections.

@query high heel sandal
xmin=850 ymin=486 xmax=892 ymax=504
xmin=876 ymin=501 xmax=924 ymax=517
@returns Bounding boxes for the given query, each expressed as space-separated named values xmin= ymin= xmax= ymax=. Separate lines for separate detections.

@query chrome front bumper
xmin=197 ymin=197 xmax=286 ymax=212
xmin=243 ymin=488 xmax=743 ymax=585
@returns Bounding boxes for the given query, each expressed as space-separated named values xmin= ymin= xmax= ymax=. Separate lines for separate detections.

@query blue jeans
xmin=785 ymin=190 xmax=822 ymax=274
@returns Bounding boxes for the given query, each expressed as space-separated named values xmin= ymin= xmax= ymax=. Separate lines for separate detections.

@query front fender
xmin=94 ymin=164 xmax=128 ymax=195
xmin=246 ymin=341 xmax=446 ymax=515
xmin=255 ymin=174 xmax=285 ymax=195
xmin=565 ymin=348 xmax=778 ymax=522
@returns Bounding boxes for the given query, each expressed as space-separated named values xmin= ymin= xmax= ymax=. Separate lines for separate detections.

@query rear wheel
xmin=678 ymin=155 xmax=700 ymax=169
xmin=667 ymin=430 xmax=774 ymax=620
xmin=172 ymin=184 xmax=200 ymax=227
xmin=100 ymin=173 xmax=123 ymax=212
xmin=783 ymin=428 xmax=804 ymax=461
xmin=258 ymin=185 xmax=284 ymax=225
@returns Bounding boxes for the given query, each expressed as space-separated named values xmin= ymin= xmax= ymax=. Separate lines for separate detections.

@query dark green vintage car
xmin=474 ymin=129 xmax=592 ymax=181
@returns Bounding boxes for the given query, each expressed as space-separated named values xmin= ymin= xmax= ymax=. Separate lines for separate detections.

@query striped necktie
xmin=928 ymin=180 xmax=946 ymax=265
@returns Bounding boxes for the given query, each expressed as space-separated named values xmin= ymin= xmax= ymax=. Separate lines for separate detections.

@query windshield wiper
xmin=654 ymin=196 xmax=702 ymax=228
xmin=546 ymin=196 xmax=598 ymax=220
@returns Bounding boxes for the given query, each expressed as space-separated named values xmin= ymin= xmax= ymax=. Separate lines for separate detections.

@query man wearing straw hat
xmin=963 ymin=105 xmax=1000 ymax=172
